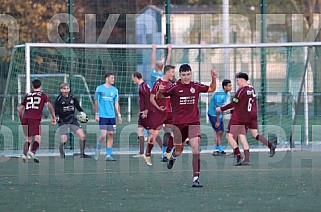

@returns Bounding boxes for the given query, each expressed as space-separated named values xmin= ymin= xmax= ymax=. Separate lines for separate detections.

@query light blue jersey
xmin=150 ymin=68 xmax=163 ymax=87
xmin=95 ymin=84 xmax=119 ymax=118
xmin=208 ymin=88 xmax=230 ymax=118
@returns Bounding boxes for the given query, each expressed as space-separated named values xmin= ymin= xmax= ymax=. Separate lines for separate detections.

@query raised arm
xmin=207 ymin=69 xmax=218 ymax=92
xmin=151 ymin=44 xmax=157 ymax=69
xmin=165 ymin=45 xmax=172 ymax=65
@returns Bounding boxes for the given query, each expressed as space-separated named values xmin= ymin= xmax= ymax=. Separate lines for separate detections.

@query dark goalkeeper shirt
xmin=54 ymin=94 xmax=83 ymax=124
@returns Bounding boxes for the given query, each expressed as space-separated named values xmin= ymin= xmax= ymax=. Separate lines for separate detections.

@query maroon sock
xmin=23 ymin=142 xmax=30 ymax=156
xmin=138 ymin=136 xmax=145 ymax=154
xmin=156 ymin=136 xmax=162 ymax=149
xmin=192 ymin=154 xmax=200 ymax=177
xmin=244 ymin=149 xmax=250 ymax=162
xmin=256 ymin=134 xmax=272 ymax=148
xmin=31 ymin=141 xmax=39 ymax=154
xmin=145 ymin=143 xmax=154 ymax=157
xmin=166 ymin=136 xmax=174 ymax=153
xmin=234 ymin=147 xmax=242 ymax=160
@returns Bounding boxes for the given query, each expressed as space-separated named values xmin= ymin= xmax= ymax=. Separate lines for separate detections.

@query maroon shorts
xmin=173 ymin=122 xmax=201 ymax=145
xmin=138 ymin=112 xmax=152 ymax=130
xmin=150 ymin=111 xmax=173 ymax=130
xmin=21 ymin=118 xmax=41 ymax=137
xmin=227 ymin=114 xmax=258 ymax=135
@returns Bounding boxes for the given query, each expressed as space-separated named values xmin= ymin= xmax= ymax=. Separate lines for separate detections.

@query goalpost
xmin=1 ymin=42 xmax=321 ymax=152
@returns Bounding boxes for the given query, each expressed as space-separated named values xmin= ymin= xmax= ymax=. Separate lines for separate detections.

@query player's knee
xmin=80 ymin=135 xmax=86 ymax=141
xmin=100 ymin=136 xmax=107 ymax=141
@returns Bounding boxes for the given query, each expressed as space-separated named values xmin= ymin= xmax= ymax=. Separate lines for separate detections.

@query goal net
xmin=0 ymin=42 xmax=320 ymax=154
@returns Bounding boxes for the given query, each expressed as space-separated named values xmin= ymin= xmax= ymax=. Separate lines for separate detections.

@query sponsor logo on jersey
xmin=180 ymin=96 xmax=195 ymax=105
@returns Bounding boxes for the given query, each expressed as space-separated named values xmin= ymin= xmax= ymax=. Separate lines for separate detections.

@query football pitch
xmin=0 ymin=151 xmax=320 ymax=211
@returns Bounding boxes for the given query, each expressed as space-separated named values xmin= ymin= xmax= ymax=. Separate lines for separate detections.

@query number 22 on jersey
xmin=26 ymin=96 xmax=41 ymax=109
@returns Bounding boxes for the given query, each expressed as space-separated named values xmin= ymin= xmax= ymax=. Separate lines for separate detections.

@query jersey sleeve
xmin=21 ymin=94 xmax=28 ymax=106
xmin=150 ymin=80 xmax=159 ymax=95
xmin=161 ymin=83 xmax=176 ymax=97
xmin=54 ymin=95 xmax=61 ymax=117
xmin=73 ymin=96 xmax=84 ymax=112
xmin=198 ymin=82 xmax=209 ymax=93
xmin=141 ymin=83 xmax=150 ymax=111
xmin=221 ymin=89 xmax=242 ymax=111
xmin=114 ymin=88 xmax=119 ymax=102
xmin=94 ymin=86 xmax=100 ymax=100
xmin=43 ymin=93 xmax=50 ymax=103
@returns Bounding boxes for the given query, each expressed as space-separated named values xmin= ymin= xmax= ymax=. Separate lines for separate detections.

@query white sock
xmin=193 ymin=176 xmax=199 ymax=182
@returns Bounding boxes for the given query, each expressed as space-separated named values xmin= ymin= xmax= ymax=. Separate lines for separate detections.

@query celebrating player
xmin=156 ymin=64 xmax=217 ymax=187
xmin=54 ymin=83 xmax=91 ymax=158
xmin=144 ymin=65 xmax=175 ymax=166
xmin=216 ymin=72 xmax=276 ymax=166
xmin=18 ymin=79 xmax=56 ymax=163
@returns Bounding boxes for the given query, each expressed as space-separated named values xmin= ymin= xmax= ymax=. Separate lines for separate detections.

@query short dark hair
xmin=236 ymin=72 xmax=249 ymax=81
xmin=133 ymin=72 xmax=142 ymax=79
xmin=222 ymin=79 xmax=231 ymax=88
xmin=179 ymin=64 xmax=191 ymax=73
xmin=32 ymin=79 xmax=41 ymax=89
xmin=104 ymin=72 xmax=114 ymax=78
xmin=163 ymin=65 xmax=175 ymax=73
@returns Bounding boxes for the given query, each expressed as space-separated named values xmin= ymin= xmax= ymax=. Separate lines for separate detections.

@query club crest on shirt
xmin=110 ymin=92 xmax=114 ymax=96
xmin=70 ymin=99 xmax=74 ymax=104
xmin=190 ymin=87 xmax=195 ymax=94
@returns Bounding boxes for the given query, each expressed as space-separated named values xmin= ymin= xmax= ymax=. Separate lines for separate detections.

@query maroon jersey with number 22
xmin=21 ymin=91 xmax=50 ymax=120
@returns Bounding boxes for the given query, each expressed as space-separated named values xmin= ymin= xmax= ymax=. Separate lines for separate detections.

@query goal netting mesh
xmin=1 ymin=43 xmax=319 ymax=154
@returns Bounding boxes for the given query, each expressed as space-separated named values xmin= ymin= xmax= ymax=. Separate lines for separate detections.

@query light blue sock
xmin=97 ymin=142 xmax=102 ymax=150
xmin=214 ymin=145 xmax=219 ymax=151
xmin=162 ymin=146 xmax=167 ymax=158
xmin=106 ymin=147 xmax=112 ymax=156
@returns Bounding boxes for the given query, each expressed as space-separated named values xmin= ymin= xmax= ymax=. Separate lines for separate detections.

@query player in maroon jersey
xmin=216 ymin=72 xmax=276 ymax=166
xmin=156 ymin=64 xmax=217 ymax=187
xmin=17 ymin=79 xmax=56 ymax=163
xmin=144 ymin=65 xmax=175 ymax=166
xmin=132 ymin=72 xmax=156 ymax=158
